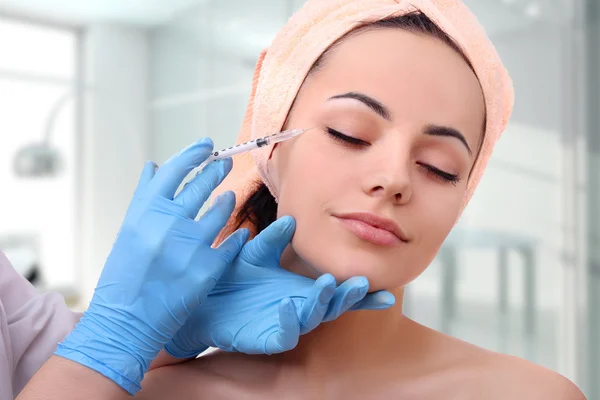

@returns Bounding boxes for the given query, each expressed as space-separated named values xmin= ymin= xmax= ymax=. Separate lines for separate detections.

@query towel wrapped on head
xmin=213 ymin=0 xmax=514 ymax=239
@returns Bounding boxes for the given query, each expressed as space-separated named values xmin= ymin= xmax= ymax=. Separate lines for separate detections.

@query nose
xmin=361 ymin=150 xmax=412 ymax=205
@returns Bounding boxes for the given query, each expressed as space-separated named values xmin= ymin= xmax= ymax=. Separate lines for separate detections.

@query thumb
xmin=263 ymin=298 xmax=300 ymax=354
xmin=124 ymin=161 xmax=157 ymax=218
xmin=242 ymin=216 xmax=295 ymax=265
xmin=215 ymin=228 xmax=251 ymax=264
xmin=133 ymin=161 xmax=157 ymax=199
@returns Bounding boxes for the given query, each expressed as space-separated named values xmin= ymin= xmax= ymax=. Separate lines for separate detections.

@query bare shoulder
xmin=410 ymin=326 xmax=586 ymax=400
xmin=476 ymin=352 xmax=586 ymax=400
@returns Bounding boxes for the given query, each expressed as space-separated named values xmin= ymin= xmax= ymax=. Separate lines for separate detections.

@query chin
xmin=292 ymin=239 xmax=407 ymax=292
xmin=326 ymin=262 xmax=400 ymax=292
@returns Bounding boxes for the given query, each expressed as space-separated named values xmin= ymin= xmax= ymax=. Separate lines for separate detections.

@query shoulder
xmin=470 ymin=351 xmax=586 ymax=400
xmin=410 ymin=327 xmax=585 ymax=400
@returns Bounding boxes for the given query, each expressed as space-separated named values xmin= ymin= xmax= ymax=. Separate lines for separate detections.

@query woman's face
xmin=269 ymin=28 xmax=485 ymax=291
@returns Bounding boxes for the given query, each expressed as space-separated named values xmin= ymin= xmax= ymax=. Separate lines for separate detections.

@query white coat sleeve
xmin=0 ymin=251 xmax=82 ymax=398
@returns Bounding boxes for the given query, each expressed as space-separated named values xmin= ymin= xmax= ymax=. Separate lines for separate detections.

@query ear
xmin=266 ymin=142 xmax=283 ymax=195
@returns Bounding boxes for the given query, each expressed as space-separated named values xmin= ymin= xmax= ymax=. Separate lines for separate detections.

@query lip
xmin=333 ymin=212 xmax=409 ymax=246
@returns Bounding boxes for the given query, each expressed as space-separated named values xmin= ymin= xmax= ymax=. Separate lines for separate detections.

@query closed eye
xmin=325 ymin=127 xmax=460 ymax=185
xmin=325 ymin=127 xmax=370 ymax=147
xmin=417 ymin=162 xmax=460 ymax=185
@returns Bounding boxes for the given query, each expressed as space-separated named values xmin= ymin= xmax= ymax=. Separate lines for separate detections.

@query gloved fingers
xmin=151 ymin=137 xmax=214 ymax=200
xmin=215 ymin=228 xmax=251 ymax=264
xmin=264 ymin=298 xmax=300 ymax=354
xmin=298 ymin=274 xmax=336 ymax=333
xmin=322 ymin=276 xmax=369 ymax=322
xmin=241 ymin=216 xmax=295 ymax=265
xmin=133 ymin=161 xmax=157 ymax=198
xmin=164 ymin=332 xmax=209 ymax=359
xmin=349 ymin=290 xmax=396 ymax=311
xmin=185 ymin=229 xmax=247 ymax=304
xmin=125 ymin=161 xmax=157 ymax=217
xmin=194 ymin=190 xmax=237 ymax=243
xmin=173 ymin=158 xmax=233 ymax=218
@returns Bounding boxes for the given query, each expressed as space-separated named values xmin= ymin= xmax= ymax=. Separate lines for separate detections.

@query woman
xmin=137 ymin=0 xmax=585 ymax=398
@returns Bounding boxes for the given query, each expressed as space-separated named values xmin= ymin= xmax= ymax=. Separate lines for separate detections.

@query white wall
xmin=79 ymin=24 xmax=148 ymax=303
xmin=0 ymin=20 xmax=77 ymax=290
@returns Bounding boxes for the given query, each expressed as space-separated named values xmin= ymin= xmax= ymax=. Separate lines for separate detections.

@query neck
xmin=276 ymin=247 xmax=413 ymax=369
xmin=272 ymin=287 xmax=421 ymax=383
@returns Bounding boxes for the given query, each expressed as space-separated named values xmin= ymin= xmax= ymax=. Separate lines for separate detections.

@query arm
xmin=16 ymin=145 xmax=248 ymax=398
xmin=0 ymin=252 xmax=81 ymax=396
xmin=18 ymin=352 xmax=208 ymax=400
xmin=16 ymin=356 xmax=128 ymax=400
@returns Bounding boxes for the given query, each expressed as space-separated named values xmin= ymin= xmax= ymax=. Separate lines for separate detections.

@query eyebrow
xmin=328 ymin=91 xmax=472 ymax=155
xmin=329 ymin=92 xmax=391 ymax=121
xmin=424 ymin=125 xmax=472 ymax=155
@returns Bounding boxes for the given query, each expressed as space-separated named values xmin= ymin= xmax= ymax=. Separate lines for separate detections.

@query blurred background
xmin=0 ymin=0 xmax=597 ymax=397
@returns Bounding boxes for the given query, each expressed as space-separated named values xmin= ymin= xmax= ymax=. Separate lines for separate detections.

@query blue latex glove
xmin=55 ymin=138 xmax=249 ymax=395
xmin=164 ymin=216 xmax=396 ymax=357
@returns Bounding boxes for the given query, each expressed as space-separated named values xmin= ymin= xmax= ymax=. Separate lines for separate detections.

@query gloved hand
xmin=164 ymin=216 xmax=396 ymax=357
xmin=55 ymin=138 xmax=248 ymax=395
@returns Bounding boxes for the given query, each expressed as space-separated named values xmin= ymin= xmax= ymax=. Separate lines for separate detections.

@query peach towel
xmin=214 ymin=0 xmax=514 ymax=236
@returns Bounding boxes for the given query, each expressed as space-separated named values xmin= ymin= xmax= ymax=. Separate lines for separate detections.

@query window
xmin=0 ymin=17 xmax=79 ymax=290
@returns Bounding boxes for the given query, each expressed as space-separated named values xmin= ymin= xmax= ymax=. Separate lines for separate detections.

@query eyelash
xmin=324 ymin=127 xmax=461 ymax=185
xmin=417 ymin=163 xmax=460 ymax=186
xmin=325 ymin=127 xmax=370 ymax=147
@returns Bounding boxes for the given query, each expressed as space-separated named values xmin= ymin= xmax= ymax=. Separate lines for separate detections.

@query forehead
xmin=301 ymin=28 xmax=486 ymax=146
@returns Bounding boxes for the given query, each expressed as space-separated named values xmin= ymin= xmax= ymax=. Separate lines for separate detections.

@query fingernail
xmin=281 ymin=297 xmax=292 ymax=307
xmin=318 ymin=285 xmax=335 ymax=305
xmin=350 ymin=285 xmax=368 ymax=301
xmin=277 ymin=216 xmax=296 ymax=232
xmin=348 ymin=288 xmax=360 ymax=300
xmin=212 ymin=191 xmax=233 ymax=206
xmin=381 ymin=292 xmax=396 ymax=305
xmin=237 ymin=228 xmax=251 ymax=242
xmin=146 ymin=160 xmax=158 ymax=171
xmin=197 ymin=137 xmax=213 ymax=147
xmin=221 ymin=157 xmax=233 ymax=171
xmin=212 ymin=192 xmax=225 ymax=206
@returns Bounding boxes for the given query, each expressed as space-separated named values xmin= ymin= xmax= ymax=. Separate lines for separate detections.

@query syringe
xmin=200 ymin=127 xmax=315 ymax=168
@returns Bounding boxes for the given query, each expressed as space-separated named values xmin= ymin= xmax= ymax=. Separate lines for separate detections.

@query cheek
xmin=409 ymin=185 xmax=464 ymax=262
xmin=275 ymin=139 xmax=350 ymax=214
xmin=274 ymin=141 xmax=360 ymax=274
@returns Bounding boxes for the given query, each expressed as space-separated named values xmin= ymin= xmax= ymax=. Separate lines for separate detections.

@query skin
xmin=271 ymin=28 xmax=484 ymax=291
xmin=139 ymin=28 xmax=585 ymax=399
xmin=17 ymin=356 xmax=129 ymax=400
